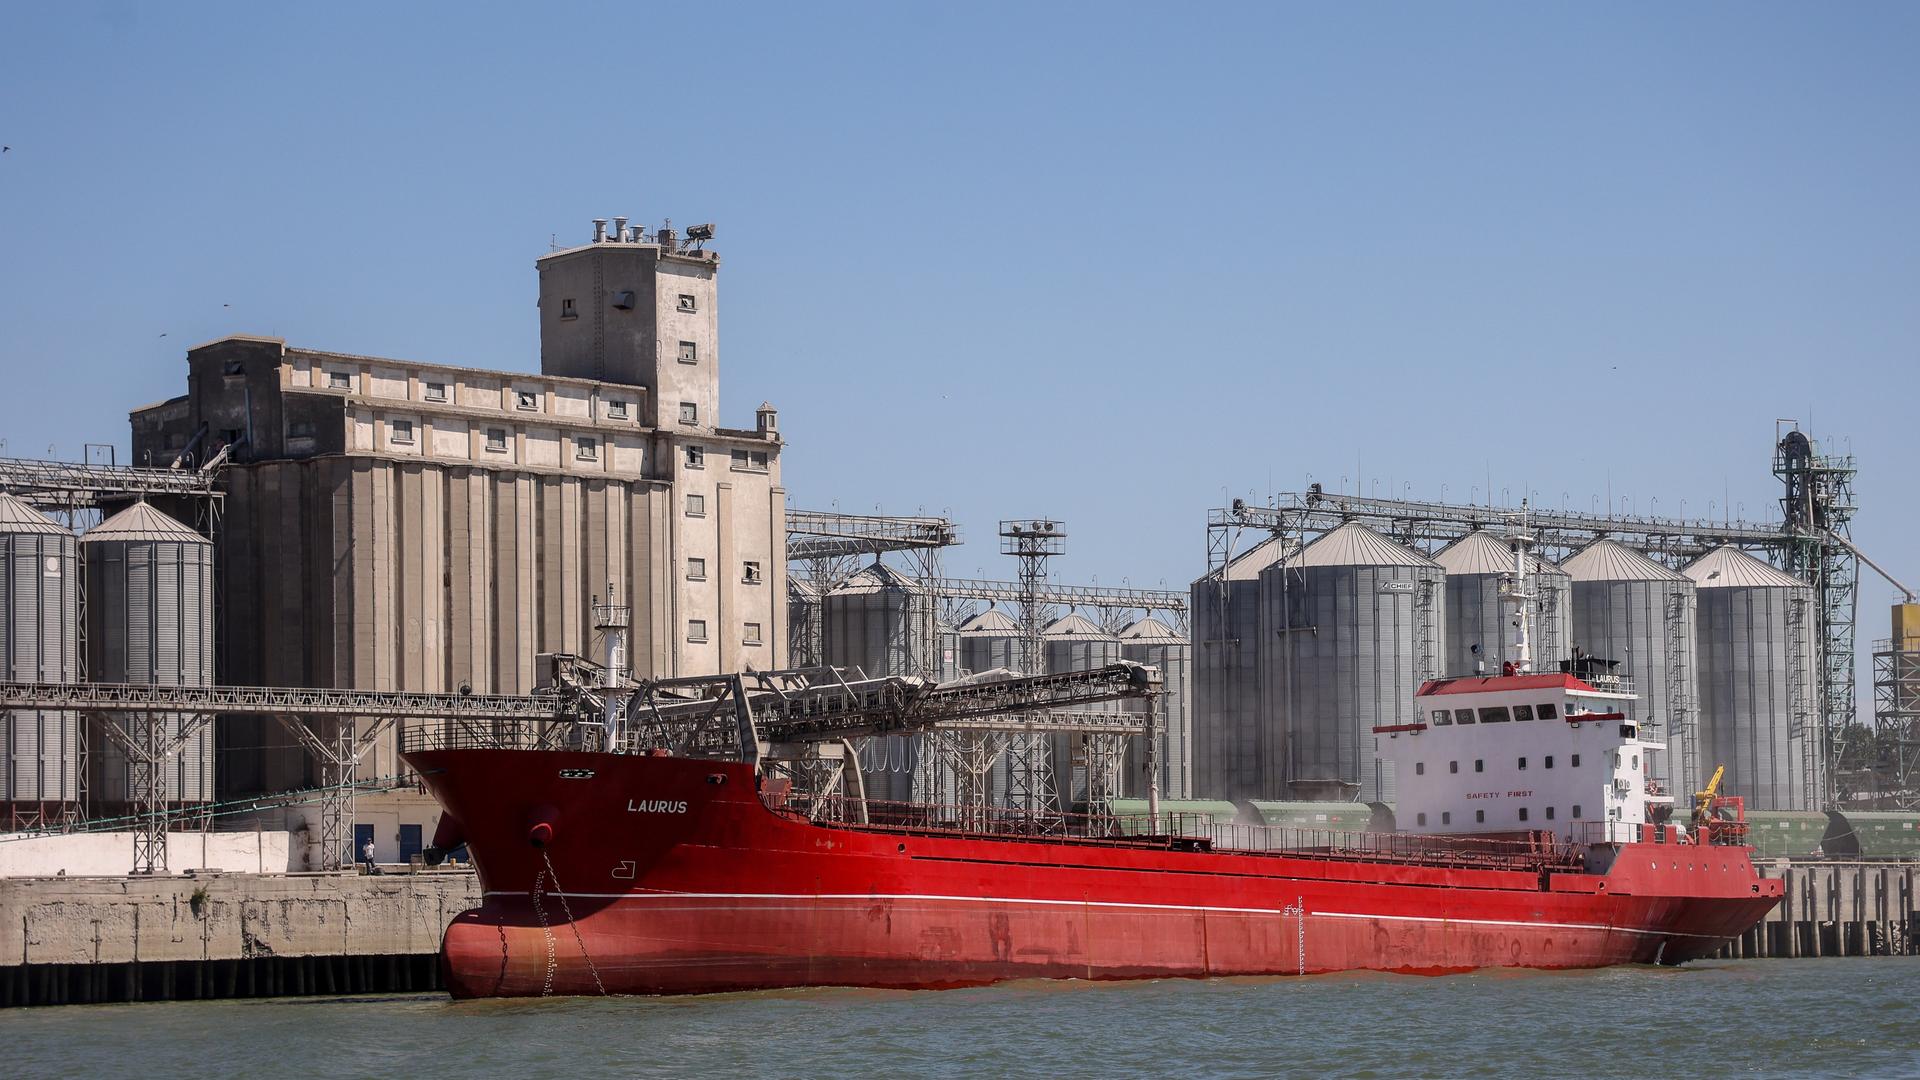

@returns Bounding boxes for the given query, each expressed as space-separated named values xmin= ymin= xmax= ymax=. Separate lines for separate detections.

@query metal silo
xmin=1562 ymin=538 xmax=1699 ymax=799
xmin=1190 ymin=535 xmax=1291 ymax=801
xmin=1682 ymin=545 xmax=1819 ymax=811
xmin=1120 ymin=616 xmax=1191 ymax=799
xmin=1042 ymin=612 xmax=1119 ymax=675
xmin=823 ymin=562 xmax=926 ymax=803
xmin=0 ymin=492 xmax=79 ymax=824
xmin=786 ymin=577 xmax=821 ymax=667
xmin=955 ymin=608 xmax=1021 ymax=675
xmin=1043 ymin=613 xmax=1122 ymax=808
xmin=1260 ymin=522 xmax=1443 ymax=804
xmin=83 ymin=501 xmax=216 ymax=808
xmin=1433 ymin=530 xmax=1571 ymax=677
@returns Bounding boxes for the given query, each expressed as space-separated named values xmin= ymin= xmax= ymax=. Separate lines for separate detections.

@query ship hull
xmin=406 ymin=748 xmax=1782 ymax=998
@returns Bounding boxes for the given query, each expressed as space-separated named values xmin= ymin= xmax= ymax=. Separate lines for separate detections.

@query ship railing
xmin=399 ymin=716 xmax=590 ymax=754
xmin=1133 ymin=816 xmax=1586 ymax=872
xmin=770 ymin=794 xmax=1585 ymax=871
xmin=1565 ymin=819 xmax=1753 ymax=847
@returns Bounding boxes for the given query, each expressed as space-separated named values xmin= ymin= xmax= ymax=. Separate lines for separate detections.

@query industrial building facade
xmin=129 ymin=222 xmax=787 ymax=833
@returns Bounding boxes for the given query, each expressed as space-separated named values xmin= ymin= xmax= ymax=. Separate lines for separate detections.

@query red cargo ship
xmin=412 ymin=517 xmax=1783 ymax=996
xmin=407 ymin=660 xmax=1782 ymax=998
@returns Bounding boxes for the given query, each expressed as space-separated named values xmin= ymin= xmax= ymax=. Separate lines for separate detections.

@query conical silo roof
xmin=830 ymin=561 xmax=918 ymax=594
xmin=1119 ymin=616 xmax=1182 ymax=643
xmin=1294 ymin=522 xmax=1438 ymax=569
xmin=1042 ymin=613 xmax=1108 ymax=638
xmin=82 ymin=501 xmax=208 ymax=544
xmin=788 ymin=576 xmax=820 ymax=600
xmin=0 ymin=492 xmax=69 ymax=536
xmin=1682 ymin=545 xmax=1808 ymax=590
xmin=956 ymin=609 xmax=1019 ymax=635
xmin=1560 ymin=538 xmax=1686 ymax=582
xmin=1433 ymin=529 xmax=1565 ymax=577
xmin=1222 ymin=535 xmax=1295 ymax=581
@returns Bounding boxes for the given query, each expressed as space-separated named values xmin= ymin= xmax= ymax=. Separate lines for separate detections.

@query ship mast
xmin=1501 ymin=500 xmax=1536 ymax=675
xmin=594 ymin=583 xmax=633 ymax=750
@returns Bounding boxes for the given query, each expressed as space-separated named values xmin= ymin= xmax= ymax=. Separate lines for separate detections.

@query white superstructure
xmin=1379 ymin=672 xmax=1669 ymax=844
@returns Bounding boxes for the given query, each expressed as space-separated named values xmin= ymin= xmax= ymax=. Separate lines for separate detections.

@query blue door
xmin=354 ymin=823 xmax=375 ymax=865
xmin=398 ymin=823 xmax=424 ymax=865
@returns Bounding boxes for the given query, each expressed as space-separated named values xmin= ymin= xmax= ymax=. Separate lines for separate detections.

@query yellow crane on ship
xmin=1692 ymin=765 xmax=1726 ymax=828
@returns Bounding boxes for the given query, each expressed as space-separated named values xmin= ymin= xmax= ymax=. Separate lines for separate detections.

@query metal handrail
xmin=771 ymin=795 xmax=1587 ymax=871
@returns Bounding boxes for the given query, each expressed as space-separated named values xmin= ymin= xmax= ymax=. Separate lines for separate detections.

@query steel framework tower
xmin=1875 ymin=633 xmax=1920 ymax=809
xmin=1001 ymin=519 xmax=1065 ymax=823
xmin=1774 ymin=428 xmax=1858 ymax=806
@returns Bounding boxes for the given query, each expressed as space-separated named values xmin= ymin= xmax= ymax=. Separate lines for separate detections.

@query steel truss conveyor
xmin=0 ymin=662 xmax=1160 ymax=872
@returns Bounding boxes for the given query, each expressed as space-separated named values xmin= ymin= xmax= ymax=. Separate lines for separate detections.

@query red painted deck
xmin=405 ymin=748 xmax=1783 ymax=998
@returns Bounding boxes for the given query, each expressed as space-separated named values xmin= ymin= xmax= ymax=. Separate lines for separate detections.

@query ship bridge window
xmin=1449 ymin=761 xmax=1459 ymax=774
xmin=1512 ymin=704 xmax=1535 ymax=722
xmin=1573 ymin=804 xmax=1583 ymax=818
xmin=1571 ymin=754 xmax=1581 ymax=768
xmin=1415 ymin=762 xmax=1425 ymax=776
xmin=1478 ymin=706 xmax=1511 ymax=724
xmin=1430 ymin=709 xmax=1452 ymax=726
xmin=1475 ymin=810 xmax=1485 ymax=824
xmin=1545 ymin=755 xmax=1554 ymax=769
xmin=1518 ymin=757 xmax=1528 ymax=770
xmin=1474 ymin=759 xmax=1484 ymax=773
xmin=1441 ymin=811 xmax=1451 ymax=825
xmin=1454 ymin=709 xmax=1475 ymax=725
xmin=1546 ymin=807 xmax=1556 ymax=820
xmin=1518 ymin=808 xmax=1530 ymax=822
xmin=1537 ymin=703 xmax=1558 ymax=720
xmin=1417 ymin=813 xmax=1427 ymax=827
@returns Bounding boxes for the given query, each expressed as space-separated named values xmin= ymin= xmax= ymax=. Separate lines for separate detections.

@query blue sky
xmin=2 ymin=4 xmax=1916 ymax=662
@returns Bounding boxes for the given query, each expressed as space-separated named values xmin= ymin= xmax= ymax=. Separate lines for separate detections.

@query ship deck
xmin=769 ymin=793 xmax=1596 ymax=874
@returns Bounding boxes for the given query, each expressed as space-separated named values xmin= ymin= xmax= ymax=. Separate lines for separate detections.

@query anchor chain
xmin=541 ymin=849 xmax=610 ymax=996
xmin=530 ymin=865 xmax=558 ymax=997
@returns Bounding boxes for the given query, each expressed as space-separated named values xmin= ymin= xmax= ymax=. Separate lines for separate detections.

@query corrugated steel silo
xmin=1433 ymin=530 xmax=1571 ymax=677
xmin=1562 ymin=539 xmax=1699 ymax=798
xmin=1190 ymin=535 xmax=1292 ymax=801
xmin=1682 ymin=545 xmax=1819 ymax=810
xmin=1120 ymin=616 xmax=1191 ymax=799
xmin=0 ymin=493 xmax=79 ymax=820
xmin=83 ymin=502 xmax=216 ymax=806
xmin=1042 ymin=612 xmax=1119 ymax=675
xmin=1259 ymin=523 xmax=1443 ymax=804
xmin=955 ymin=608 xmax=1021 ymax=675
xmin=786 ymin=577 xmax=821 ymax=667
xmin=1043 ymin=613 xmax=1121 ymax=808
xmin=823 ymin=563 xmax=926 ymax=803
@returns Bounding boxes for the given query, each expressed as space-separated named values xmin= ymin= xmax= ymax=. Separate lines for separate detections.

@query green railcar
xmin=1823 ymin=811 xmax=1920 ymax=859
xmin=1110 ymin=799 xmax=1240 ymax=836
xmin=1742 ymin=811 xmax=1831 ymax=859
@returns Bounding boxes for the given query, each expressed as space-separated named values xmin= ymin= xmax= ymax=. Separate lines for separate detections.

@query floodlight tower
xmin=1000 ymin=519 xmax=1066 ymax=824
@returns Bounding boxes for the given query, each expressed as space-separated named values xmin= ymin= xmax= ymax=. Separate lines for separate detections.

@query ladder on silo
xmin=1414 ymin=579 xmax=1438 ymax=683
xmin=1664 ymin=589 xmax=1697 ymax=799
xmin=1787 ymin=591 xmax=1816 ymax=808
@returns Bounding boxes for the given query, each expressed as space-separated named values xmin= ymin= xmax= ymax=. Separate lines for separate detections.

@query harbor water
xmin=8 ymin=958 xmax=1920 ymax=1078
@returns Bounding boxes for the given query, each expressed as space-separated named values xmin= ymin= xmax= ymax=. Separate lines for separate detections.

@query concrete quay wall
xmin=0 ymin=870 xmax=480 ymax=1006
xmin=1720 ymin=860 xmax=1920 ymax=959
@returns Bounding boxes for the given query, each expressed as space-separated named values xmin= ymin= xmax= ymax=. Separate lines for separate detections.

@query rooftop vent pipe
xmin=613 ymin=216 xmax=628 ymax=242
xmin=592 ymin=218 xmax=608 ymax=242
